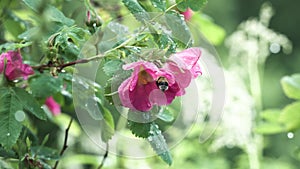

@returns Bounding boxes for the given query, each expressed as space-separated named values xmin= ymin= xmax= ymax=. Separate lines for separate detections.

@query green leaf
xmin=165 ymin=11 xmax=192 ymax=47
xmin=51 ymin=26 xmax=90 ymax=61
xmin=176 ymin=0 xmax=188 ymax=12
xmin=176 ymin=0 xmax=207 ymax=11
xmin=3 ymin=18 xmax=25 ymax=40
xmin=31 ymin=146 xmax=60 ymax=161
xmin=23 ymin=0 xmax=74 ymax=26
xmin=99 ymin=104 xmax=115 ymax=142
xmin=83 ymin=96 xmax=104 ymax=120
xmin=12 ymin=87 xmax=47 ymax=120
xmin=128 ymin=120 xmax=151 ymax=138
xmin=18 ymin=27 xmax=40 ymax=41
xmin=0 ymin=145 xmax=18 ymax=159
xmin=22 ymin=0 xmax=43 ymax=11
xmin=30 ymin=74 xmax=63 ymax=98
xmin=255 ymin=109 xmax=287 ymax=134
xmin=279 ymin=101 xmax=300 ymax=130
xmin=122 ymin=0 xmax=150 ymax=22
xmin=147 ymin=123 xmax=172 ymax=165
xmin=103 ymin=60 xmax=124 ymax=77
xmin=150 ymin=0 xmax=166 ymax=11
xmin=0 ymin=158 xmax=13 ymax=169
xmin=99 ymin=21 xmax=129 ymax=53
xmin=188 ymin=0 xmax=207 ymax=11
xmin=0 ymin=88 xmax=23 ymax=149
xmin=0 ymin=42 xmax=32 ymax=52
xmin=260 ymin=109 xmax=282 ymax=123
xmin=281 ymin=74 xmax=300 ymax=100
xmin=255 ymin=123 xmax=285 ymax=134
xmin=190 ymin=13 xmax=226 ymax=45
xmin=157 ymin=108 xmax=174 ymax=122
xmin=151 ymin=33 xmax=177 ymax=53
xmin=45 ymin=5 xmax=74 ymax=26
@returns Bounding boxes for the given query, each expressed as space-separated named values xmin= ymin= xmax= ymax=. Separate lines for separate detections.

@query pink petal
xmin=5 ymin=62 xmax=22 ymax=80
xmin=163 ymin=82 xmax=180 ymax=103
xmin=21 ymin=64 xmax=34 ymax=80
xmin=118 ymin=78 xmax=136 ymax=110
xmin=164 ymin=62 xmax=192 ymax=95
xmin=168 ymin=47 xmax=202 ymax=78
xmin=129 ymin=82 xmax=157 ymax=111
xmin=0 ymin=57 xmax=4 ymax=73
xmin=8 ymin=51 xmax=23 ymax=64
xmin=45 ymin=96 xmax=61 ymax=116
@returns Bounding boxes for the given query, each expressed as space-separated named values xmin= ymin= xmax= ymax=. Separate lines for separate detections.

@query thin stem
xmin=97 ymin=143 xmax=109 ymax=169
xmin=248 ymin=54 xmax=262 ymax=112
xmin=53 ymin=118 xmax=73 ymax=169
xmin=104 ymin=91 xmax=119 ymax=96
xmin=165 ymin=2 xmax=178 ymax=12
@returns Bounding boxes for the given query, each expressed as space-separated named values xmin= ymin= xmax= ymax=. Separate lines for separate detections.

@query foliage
xmin=0 ymin=0 xmax=300 ymax=169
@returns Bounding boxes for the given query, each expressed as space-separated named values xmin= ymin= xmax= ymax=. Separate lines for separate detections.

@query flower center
xmin=138 ymin=70 xmax=153 ymax=85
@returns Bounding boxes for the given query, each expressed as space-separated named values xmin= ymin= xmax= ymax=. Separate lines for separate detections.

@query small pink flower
xmin=118 ymin=48 xmax=202 ymax=112
xmin=45 ymin=96 xmax=61 ymax=116
xmin=181 ymin=8 xmax=193 ymax=21
xmin=0 ymin=50 xmax=34 ymax=81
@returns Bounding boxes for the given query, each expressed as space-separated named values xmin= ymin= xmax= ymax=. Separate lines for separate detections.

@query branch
xmin=32 ymin=53 xmax=106 ymax=72
xmin=97 ymin=143 xmax=109 ymax=169
xmin=53 ymin=118 xmax=73 ymax=169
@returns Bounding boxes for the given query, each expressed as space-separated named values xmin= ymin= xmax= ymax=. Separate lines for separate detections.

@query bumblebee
xmin=156 ymin=77 xmax=169 ymax=92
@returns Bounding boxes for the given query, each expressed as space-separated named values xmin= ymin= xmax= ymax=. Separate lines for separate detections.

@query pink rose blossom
xmin=0 ymin=50 xmax=34 ymax=81
xmin=118 ymin=48 xmax=202 ymax=112
xmin=45 ymin=96 xmax=61 ymax=116
xmin=181 ymin=8 xmax=193 ymax=21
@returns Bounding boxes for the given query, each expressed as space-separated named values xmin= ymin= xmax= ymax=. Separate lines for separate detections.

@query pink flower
xmin=0 ymin=50 xmax=34 ymax=81
xmin=181 ymin=8 xmax=193 ymax=21
xmin=45 ymin=96 xmax=61 ymax=116
xmin=118 ymin=48 xmax=202 ymax=112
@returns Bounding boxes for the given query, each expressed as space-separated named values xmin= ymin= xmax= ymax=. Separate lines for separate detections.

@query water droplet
xmin=155 ymin=143 xmax=161 ymax=149
xmin=93 ymin=96 xmax=101 ymax=102
xmin=287 ymin=132 xmax=294 ymax=139
xmin=147 ymin=103 xmax=151 ymax=108
xmin=143 ymin=113 xmax=150 ymax=120
xmin=148 ymin=136 xmax=153 ymax=141
xmin=7 ymin=133 xmax=10 ymax=137
xmin=269 ymin=43 xmax=281 ymax=54
xmin=85 ymin=103 xmax=88 ymax=107
xmin=129 ymin=87 xmax=134 ymax=92
xmin=15 ymin=110 xmax=26 ymax=122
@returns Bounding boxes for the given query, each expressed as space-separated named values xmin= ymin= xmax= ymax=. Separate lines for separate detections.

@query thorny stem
xmin=53 ymin=118 xmax=73 ymax=169
xmin=97 ymin=143 xmax=109 ymax=169
xmin=247 ymin=51 xmax=263 ymax=169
